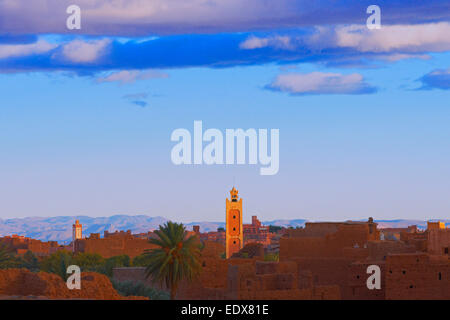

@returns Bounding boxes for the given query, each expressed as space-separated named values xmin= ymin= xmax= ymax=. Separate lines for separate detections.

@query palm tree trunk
xmin=170 ymin=284 xmax=177 ymax=300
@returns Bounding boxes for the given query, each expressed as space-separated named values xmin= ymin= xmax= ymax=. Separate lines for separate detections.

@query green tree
xmin=73 ymin=252 xmax=105 ymax=273
xmin=102 ymin=255 xmax=130 ymax=277
xmin=132 ymin=253 xmax=152 ymax=267
xmin=40 ymin=250 xmax=74 ymax=280
xmin=143 ymin=221 xmax=201 ymax=300
xmin=20 ymin=250 xmax=40 ymax=272
xmin=0 ymin=242 xmax=18 ymax=269
xmin=268 ymin=225 xmax=283 ymax=233
xmin=112 ymin=280 xmax=170 ymax=300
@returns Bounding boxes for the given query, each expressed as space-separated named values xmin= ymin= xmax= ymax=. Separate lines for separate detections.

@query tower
xmin=72 ymin=220 xmax=82 ymax=251
xmin=226 ymin=187 xmax=243 ymax=258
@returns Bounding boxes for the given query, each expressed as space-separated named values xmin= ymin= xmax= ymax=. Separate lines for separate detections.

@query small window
xmin=438 ymin=272 xmax=442 ymax=280
xmin=233 ymin=215 xmax=236 ymax=219
xmin=233 ymin=227 xmax=236 ymax=231
xmin=402 ymin=270 xmax=406 ymax=275
xmin=233 ymin=241 xmax=236 ymax=244
xmin=445 ymin=248 xmax=449 ymax=255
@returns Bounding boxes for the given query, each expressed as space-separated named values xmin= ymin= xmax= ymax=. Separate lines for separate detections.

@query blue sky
xmin=0 ymin=1 xmax=449 ymax=222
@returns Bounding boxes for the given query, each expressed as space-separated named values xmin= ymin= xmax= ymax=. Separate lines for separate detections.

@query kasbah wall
xmin=73 ymin=230 xmax=158 ymax=259
xmin=279 ymin=219 xmax=449 ymax=300
xmin=0 ymin=235 xmax=64 ymax=257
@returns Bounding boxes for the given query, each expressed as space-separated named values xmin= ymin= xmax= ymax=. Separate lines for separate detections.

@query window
xmin=438 ymin=272 xmax=442 ymax=280
xmin=445 ymin=247 xmax=449 ymax=255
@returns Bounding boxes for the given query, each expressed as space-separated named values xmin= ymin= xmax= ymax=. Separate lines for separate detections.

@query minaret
xmin=226 ymin=187 xmax=243 ymax=258
xmin=72 ymin=220 xmax=82 ymax=251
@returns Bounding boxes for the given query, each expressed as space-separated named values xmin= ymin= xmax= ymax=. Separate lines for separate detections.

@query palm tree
xmin=144 ymin=222 xmax=201 ymax=300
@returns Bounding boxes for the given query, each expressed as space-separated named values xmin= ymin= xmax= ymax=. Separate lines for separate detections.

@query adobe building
xmin=280 ymin=218 xmax=449 ymax=300
xmin=0 ymin=235 xmax=63 ymax=257
xmin=385 ymin=253 xmax=449 ymax=299
xmin=71 ymin=220 xmax=158 ymax=258
xmin=243 ymin=216 xmax=272 ymax=247
xmin=426 ymin=221 xmax=450 ymax=255
xmin=195 ymin=227 xmax=226 ymax=246
xmin=112 ymin=218 xmax=449 ymax=300
xmin=113 ymin=241 xmax=340 ymax=300
xmin=73 ymin=232 xmax=158 ymax=258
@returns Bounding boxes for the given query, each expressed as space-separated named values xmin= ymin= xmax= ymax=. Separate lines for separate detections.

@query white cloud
xmin=240 ymin=22 xmax=450 ymax=57
xmin=61 ymin=39 xmax=111 ymax=63
xmin=240 ymin=35 xmax=293 ymax=50
xmin=268 ymin=72 xmax=376 ymax=95
xmin=96 ymin=70 xmax=169 ymax=84
xmin=377 ymin=53 xmax=430 ymax=62
xmin=310 ymin=22 xmax=450 ymax=53
xmin=1 ymin=0 xmax=446 ymax=36
xmin=0 ymin=39 xmax=56 ymax=59
xmin=0 ymin=0 xmax=301 ymax=35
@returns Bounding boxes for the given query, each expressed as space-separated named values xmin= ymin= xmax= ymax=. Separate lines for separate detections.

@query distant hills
xmin=0 ymin=215 xmax=448 ymax=243
xmin=0 ymin=215 xmax=168 ymax=244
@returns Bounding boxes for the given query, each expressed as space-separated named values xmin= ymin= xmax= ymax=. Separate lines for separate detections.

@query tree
xmin=268 ymin=225 xmax=283 ymax=233
xmin=112 ymin=280 xmax=170 ymax=300
xmin=132 ymin=253 xmax=152 ymax=267
xmin=217 ymin=227 xmax=225 ymax=232
xmin=41 ymin=250 xmax=74 ymax=280
xmin=20 ymin=250 xmax=40 ymax=272
xmin=143 ymin=221 xmax=201 ymax=300
xmin=0 ymin=242 xmax=18 ymax=269
xmin=102 ymin=255 xmax=130 ymax=277
xmin=73 ymin=252 xmax=105 ymax=272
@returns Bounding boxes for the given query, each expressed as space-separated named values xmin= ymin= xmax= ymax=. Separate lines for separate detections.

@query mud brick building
xmin=73 ymin=230 xmax=158 ymax=258
xmin=0 ymin=234 xmax=63 ymax=257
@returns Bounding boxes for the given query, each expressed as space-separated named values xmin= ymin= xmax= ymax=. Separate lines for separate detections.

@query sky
xmin=0 ymin=0 xmax=450 ymax=222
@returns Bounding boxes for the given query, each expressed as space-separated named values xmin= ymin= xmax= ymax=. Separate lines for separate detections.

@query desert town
xmin=0 ymin=187 xmax=449 ymax=300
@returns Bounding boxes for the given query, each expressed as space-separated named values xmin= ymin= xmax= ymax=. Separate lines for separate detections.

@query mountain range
xmin=0 ymin=215 xmax=448 ymax=243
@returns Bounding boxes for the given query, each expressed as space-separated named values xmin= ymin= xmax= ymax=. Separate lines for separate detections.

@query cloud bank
xmin=1 ymin=22 xmax=450 ymax=75
xmin=0 ymin=0 xmax=449 ymax=36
